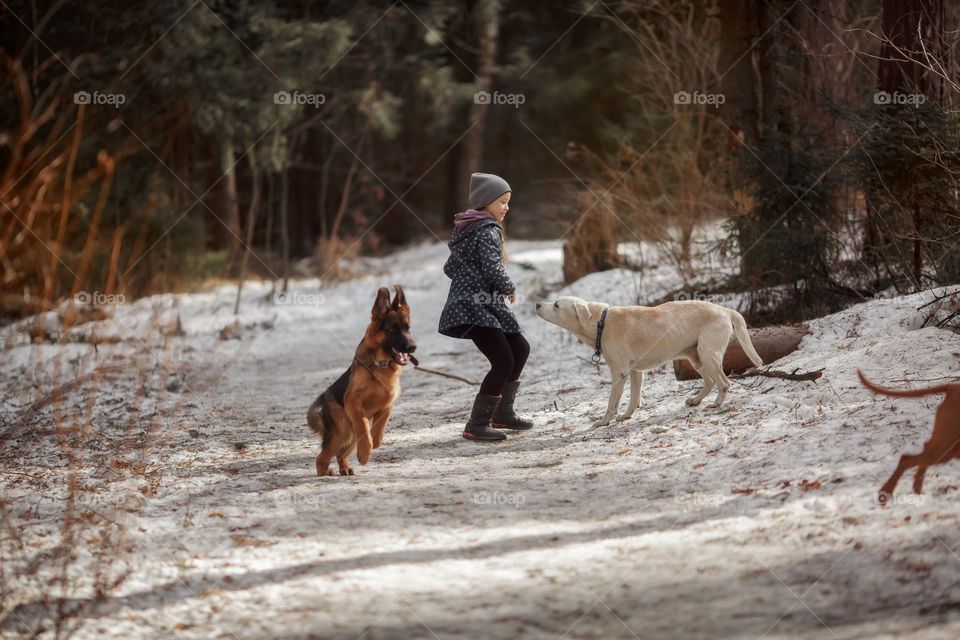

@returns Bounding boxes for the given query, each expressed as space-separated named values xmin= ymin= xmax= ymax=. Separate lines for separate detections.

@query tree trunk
xmin=720 ymin=0 xmax=764 ymax=286
xmin=319 ymin=144 xmax=337 ymax=241
xmin=280 ymin=166 xmax=290 ymax=293
xmin=329 ymin=143 xmax=361 ymax=244
xmin=457 ymin=0 xmax=500 ymax=204
xmin=795 ymin=0 xmax=849 ymax=138
xmin=877 ymin=0 xmax=940 ymax=97
xmin=720 ymin=0 xmax=789 ymax=288
xmin=265 ymin=171 xmax=274 ymax=256
xmin=234 ymin=150 xmax=261 ymax=315
xmin=869 ymin=0 xmax=945 ymax=287
xmin=718 ymin=0 xmax=760 ymax=147
xmin=219 ymin=138 xmax=242 ymax=258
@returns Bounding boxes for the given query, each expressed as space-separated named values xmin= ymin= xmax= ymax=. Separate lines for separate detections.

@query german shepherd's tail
xmin=308 ymin=366 xmax=351 ymax=448
xmin=307 ymin=394 xmax=324 ymax=433
xmin=858 ymin=369 xmax=950 ymax=398
xmin=724 ymin=308 xmax=763 ymax=368
xmin=307 ymin=392 xmax=332 ymax=448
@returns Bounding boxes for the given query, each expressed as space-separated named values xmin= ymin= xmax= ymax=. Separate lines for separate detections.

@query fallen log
xmin=673 ymin=324 xmax=809 ymax=380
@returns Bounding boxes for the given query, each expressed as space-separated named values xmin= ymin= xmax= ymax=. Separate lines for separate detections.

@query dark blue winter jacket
xmin=438 ymin=220 xmax=521 ymax=337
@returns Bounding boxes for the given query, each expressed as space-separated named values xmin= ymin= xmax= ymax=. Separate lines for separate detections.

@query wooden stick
xmin=413 ymin=365 xmax=480 ymax=386
xmin=731 ymin=368 xmax=823 ymax=382
xmin=917 ymin=290 xmax=958 ymax=311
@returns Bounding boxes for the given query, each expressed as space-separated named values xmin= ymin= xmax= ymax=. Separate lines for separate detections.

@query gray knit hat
xmin=469 ymin=172 xmax=511 ymax=209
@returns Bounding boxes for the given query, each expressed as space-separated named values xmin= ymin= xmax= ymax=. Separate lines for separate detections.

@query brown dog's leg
xmin=371 ymin=409 xmax=392 ymax=449
xmin=316 ymin=426 xmax=343 ymax=477
xmin=344 ymin=398 xmax=374 ymax=465
xmin=337 ymin=455 xmax=355 ymax=476
xmin=316 ymin=451 xmax=336 ymax=476
xmin=913 ymin=466 xmax=927 ymax=494
xmin=356 ymin=434 xmax=372 ymax=464
xmin=880 ymin=454 xmax=919 ymax=501
xmin=904 ymin=399 xmax=960 ymax=494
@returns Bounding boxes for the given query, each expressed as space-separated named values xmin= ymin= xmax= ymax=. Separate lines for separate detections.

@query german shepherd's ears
xmin=391 ymin=284 xmax=408 ymax=311
xmin=372 ymin=287 xmax=392 ymax=319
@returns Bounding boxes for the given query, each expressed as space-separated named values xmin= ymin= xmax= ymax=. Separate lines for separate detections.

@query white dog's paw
xmin=616 ymin=413 xmax=633 ymax=422
xmin=592 ymin=418 xmax=611 ymax=428
xmin=685 ymin=397 xmax=702 ymax=406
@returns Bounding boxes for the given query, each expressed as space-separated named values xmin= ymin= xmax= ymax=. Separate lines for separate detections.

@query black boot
xmin=462 ymin=394 xmax=506 ymax=441
xmin=492 ymin=380 xmax=533 ymax=430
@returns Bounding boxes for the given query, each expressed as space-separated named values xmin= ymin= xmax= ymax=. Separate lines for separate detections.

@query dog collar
xmin=592 ymin=307 xmax=609 ymax=363
xmin=373 ymin=359 xmax=392 ymax=368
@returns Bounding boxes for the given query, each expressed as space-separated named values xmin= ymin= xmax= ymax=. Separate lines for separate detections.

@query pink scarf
xmin=453 ymin=208 xmax=494 ymax=230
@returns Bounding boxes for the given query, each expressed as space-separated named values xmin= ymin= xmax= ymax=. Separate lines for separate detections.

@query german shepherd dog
xmin=307 ymin=285 xmax=418 ymax=476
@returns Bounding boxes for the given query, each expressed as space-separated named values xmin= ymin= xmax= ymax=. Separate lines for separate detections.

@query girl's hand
xmin=508 ymin=292 xmax=517 ymax=304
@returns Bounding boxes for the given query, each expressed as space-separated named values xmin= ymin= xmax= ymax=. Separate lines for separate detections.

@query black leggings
xmin=459 ymin=326 xmax=530 ymax=396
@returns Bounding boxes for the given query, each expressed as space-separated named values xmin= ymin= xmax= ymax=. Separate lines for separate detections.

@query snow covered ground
xmin=4 ymin=227 xmax=960 ymax=639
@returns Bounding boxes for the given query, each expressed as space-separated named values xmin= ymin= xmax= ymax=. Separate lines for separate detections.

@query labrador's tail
xmin=725 ymin=308 xmax=763 ymax=368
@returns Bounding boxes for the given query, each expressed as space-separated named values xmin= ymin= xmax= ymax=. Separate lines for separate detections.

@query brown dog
xmin=859 ymin=370 xmax=960 ymax=503
xmin=307 ymin=285 xmax=417 ymax=476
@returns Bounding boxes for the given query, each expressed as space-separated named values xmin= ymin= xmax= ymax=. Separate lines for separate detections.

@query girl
xmin=438 ymin=172 xmax=533 ymax=441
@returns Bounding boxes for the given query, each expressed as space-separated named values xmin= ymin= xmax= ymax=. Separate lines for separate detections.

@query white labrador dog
xmin=536 ymin=296 xmax=763 ymax=426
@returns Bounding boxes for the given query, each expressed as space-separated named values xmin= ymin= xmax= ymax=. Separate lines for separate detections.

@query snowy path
xmin=4 ymin=237 xmax=960 ymax=639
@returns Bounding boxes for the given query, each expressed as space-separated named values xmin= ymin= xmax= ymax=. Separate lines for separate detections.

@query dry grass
xmin=559 ymin=0 xmax=733 ymax=284
xmin=0 ymin=298 xmax=254 ymax=637
xmin=0 ymin=50 xmax=123 ymax=324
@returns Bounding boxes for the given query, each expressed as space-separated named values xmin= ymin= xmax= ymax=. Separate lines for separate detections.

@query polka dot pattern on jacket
xmin=438 ymin=220 xmax=521 ymax=338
